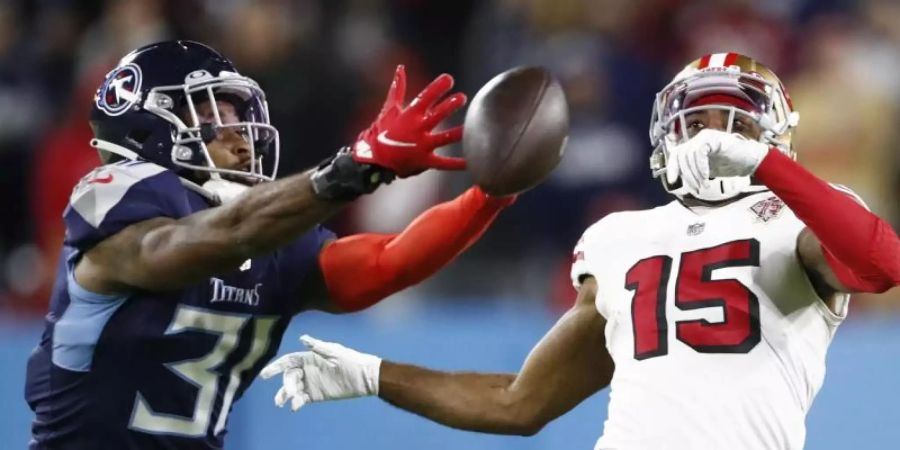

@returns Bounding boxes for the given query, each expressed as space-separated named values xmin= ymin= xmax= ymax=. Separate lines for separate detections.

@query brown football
xmin=462 ymin=66 xmax=569 ymax=196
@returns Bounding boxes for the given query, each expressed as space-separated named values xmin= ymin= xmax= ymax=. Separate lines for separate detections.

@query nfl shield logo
xmin=750 ymin=196 xmax=785 ymax=222
xmin=686 ymin=222 xmax=705 ymax=236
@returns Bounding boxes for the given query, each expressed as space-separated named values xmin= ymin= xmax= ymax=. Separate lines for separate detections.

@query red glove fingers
xmin=428 ymin=126 xmax=464 ymax=149
xmin=427 ymin=153 xmax=467 ymax=171
xmin=409 ymin=73 xmax=455 ymax=111
xmin=381 ymin=65 xmax=406 ymax=115
xmin=350 ymin=65 xmax=469 ymax=178
xmin=423 ymin=92 xmax=467 ymax=130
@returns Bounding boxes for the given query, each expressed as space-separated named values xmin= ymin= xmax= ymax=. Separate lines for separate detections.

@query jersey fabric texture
xmin=25 ymin=161 xmax=334 ymax=450
xmin=572 ymin=191 xmax=849 ymax=450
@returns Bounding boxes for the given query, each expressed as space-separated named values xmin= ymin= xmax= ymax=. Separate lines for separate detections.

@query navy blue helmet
xmin=89 ymin=40 xmax=279 ymax=183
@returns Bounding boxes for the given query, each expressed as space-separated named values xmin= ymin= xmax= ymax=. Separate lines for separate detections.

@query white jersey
xmin=571 ymin=191 xmax=850 ymax=450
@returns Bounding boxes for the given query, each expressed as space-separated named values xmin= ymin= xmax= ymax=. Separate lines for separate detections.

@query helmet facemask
xmin=649 ymin=63 xmax=799 ymax=202
xmin=143 ymin=70 xmax=280 ymax=185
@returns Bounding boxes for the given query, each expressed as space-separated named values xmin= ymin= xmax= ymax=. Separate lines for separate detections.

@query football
xmin=462 ymin=66 xmax=569 ymax=196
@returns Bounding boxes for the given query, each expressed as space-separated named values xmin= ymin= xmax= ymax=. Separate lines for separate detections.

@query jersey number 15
xmin=625 ymin=239 xmax=761 ymax=360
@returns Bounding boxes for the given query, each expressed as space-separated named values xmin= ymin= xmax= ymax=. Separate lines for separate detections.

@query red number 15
xmin=625 ymin=239 xmax=761 ymax=361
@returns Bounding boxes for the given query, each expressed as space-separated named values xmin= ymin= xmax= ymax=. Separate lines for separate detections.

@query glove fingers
xmin=692 ymin=144 xmax=710 ymax=184
xmin=427 ymin=154 xmax=467 ymax=171
xmin=286 ymin=369 xmax=308 ymax=411
xmin=428 ymin=126 xmax=464 ymax=149
xmin=291 ymin=393 xmax=307 ymax=412
xmin=260 ymin=352 xmax=306 ymax=379
xmin=301 ymin=335 xmax=345 ymax=365
xmin=410 ymin=74 xmax=454 ymax=111
xmin=665 ymin=150 xmax=681 ymax=186
xmin=422 ymin=93 xmax=467 ymax=129
xmin=307 ymin=347 xmax=341 ymax=367
xmin=678 ymin=148 xmax=699 ymax=192
xmin=383 ymin=65 xmax=407 ymax=112
xmin=301 ymin=335 xmax=335 ymax=358
xmin=291 ymin=393 xmax=311 ymax=412
xmin=687 ymin=149 xmax=704 ymax=191
xmin=274 ymin=386 xmax=289 ymax=408
xmin=300 ymin=334 xmax=321 ymax=351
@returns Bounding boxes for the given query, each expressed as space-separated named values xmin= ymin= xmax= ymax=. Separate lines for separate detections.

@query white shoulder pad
xmin=69 ymin=161 xmax=168 ymax=228
xmin=570 ymin=212 xmax=626 ymax=289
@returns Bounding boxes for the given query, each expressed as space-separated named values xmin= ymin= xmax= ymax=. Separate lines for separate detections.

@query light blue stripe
xmin=51 ymin=271 xmax=127 ymax=372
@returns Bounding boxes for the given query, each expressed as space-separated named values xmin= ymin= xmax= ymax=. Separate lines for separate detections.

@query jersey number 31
xmin=625 ymin=239 xmax=761 ymax=360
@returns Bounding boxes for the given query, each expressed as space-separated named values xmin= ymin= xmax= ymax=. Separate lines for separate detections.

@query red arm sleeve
xmin=318 ymin=187 xmax=513 ymax=311
xmin=755 ymin=150 xmax=900 ymax=293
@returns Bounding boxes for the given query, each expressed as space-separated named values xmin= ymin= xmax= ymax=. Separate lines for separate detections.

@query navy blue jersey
xmin=25 ymin=161 xmax=335 ymax=449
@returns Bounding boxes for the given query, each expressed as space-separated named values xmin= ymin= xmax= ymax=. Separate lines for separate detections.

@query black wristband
xmin=310 ymin=147 xmax=395 ymax=201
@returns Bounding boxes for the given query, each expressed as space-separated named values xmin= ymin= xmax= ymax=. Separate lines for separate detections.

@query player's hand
xmin=665 ymin=129 xmax=771 ymax=193
xmin=351 ymin=65 xmax=467 ymax=178
xmin=259 ymin=335 xmax=381 ymax=412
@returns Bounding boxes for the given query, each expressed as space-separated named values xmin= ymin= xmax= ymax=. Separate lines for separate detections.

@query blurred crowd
xmin=0 ymin=0 xmax=897 ymax=313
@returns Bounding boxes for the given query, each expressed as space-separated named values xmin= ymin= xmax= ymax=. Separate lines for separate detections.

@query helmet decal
xmin=96 ymin=63 xmax=143 ymax=116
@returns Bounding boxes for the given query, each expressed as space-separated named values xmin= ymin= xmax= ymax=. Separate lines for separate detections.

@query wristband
xmin=310 ymin=147 xmax=395 ymax=201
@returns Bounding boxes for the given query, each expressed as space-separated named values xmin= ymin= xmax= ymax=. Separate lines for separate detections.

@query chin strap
xmin=756 ymin=150 xmax=900 ymax=293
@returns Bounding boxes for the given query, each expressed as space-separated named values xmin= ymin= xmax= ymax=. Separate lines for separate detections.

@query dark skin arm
xmin=797 ymin=228 xmax=850 ymax=308
xmin=377 ymin=277 xmax=614 ymax=436
xmin=76 ymin=169 xmax=343 ymax=294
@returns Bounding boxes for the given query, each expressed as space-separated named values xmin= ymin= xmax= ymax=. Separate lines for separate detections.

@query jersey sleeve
xmin=777 ymin=183 xmax=871 ymax=242
xmin=570 ymin=214 xmax=618 ymax=289
xmin=274 ymin=225 xmax=337 ymax=314
xmin=63 ymin=161 xmax=192 ymax=252
xmin=829 ymin=183 xmax=871 ymax=210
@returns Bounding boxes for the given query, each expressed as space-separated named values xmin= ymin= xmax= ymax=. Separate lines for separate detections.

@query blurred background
xmin=0 ymin=0 xmax=898 ymax=448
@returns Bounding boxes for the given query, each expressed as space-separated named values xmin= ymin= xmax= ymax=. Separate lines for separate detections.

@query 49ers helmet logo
xmin=96 ymin=63 xmax=143 ymax=116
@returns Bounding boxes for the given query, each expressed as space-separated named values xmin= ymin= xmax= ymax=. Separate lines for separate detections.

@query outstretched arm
xmin=77 ymin=169 xmax=342 ymax=293
xmin=77 ymin=66 xmax=469 ymax=295
xmin=377 ymin=277 xmax=612 ymax=435
xmin=262 ymin=277 xmax=614 ymax=436
xmin=312 ymin=187 xmax=514 ymax=313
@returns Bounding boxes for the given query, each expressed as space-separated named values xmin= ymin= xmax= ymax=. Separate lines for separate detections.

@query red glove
xmin=352 ymin=65 xmax=467 ymax=177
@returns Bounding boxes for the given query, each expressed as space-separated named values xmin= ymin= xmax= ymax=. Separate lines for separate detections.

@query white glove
xmin=259 ymin=335 xmax=382 ymax=412
xmin=665 ymin=129 xmax=771 ymax=193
